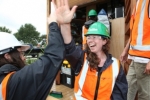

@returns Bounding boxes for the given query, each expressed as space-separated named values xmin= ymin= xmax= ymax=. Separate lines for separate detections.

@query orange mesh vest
xmin=129 ymin=0 xmax=150 ymax=58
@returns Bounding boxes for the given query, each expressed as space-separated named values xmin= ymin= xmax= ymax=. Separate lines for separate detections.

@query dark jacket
xmin=65 ymin=40 xmax=128 ymax=100
xmin=0 ymin=22 xmax=65 ymax=100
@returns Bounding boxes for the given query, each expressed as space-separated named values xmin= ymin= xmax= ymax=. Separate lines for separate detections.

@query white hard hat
xmin=0 ymin=32 xmax=30 ymax=55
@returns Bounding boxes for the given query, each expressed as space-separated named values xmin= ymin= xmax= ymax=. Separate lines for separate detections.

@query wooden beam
xmin=46 ymin=0 xmax=51 ymax=44
xmin=124 ymin=0 xmax=130 ymax=15
xmin=125 ymin=6 xmax=131 ymax=24
xmin=68 ymin=0 xmax=107 ymax=8
xmin=125 ymin=22 xmax=130 ymax=35
xmin=69 ymin=0 xmax=96 ymax=7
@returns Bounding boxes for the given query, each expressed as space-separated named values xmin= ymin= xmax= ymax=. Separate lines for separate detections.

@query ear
xmin=17 ymin=47 xmax=22 ymax=52
xmin=102 ymin=39 xmax=107 ymax=45
xmin=4 ymin=53 xmax=11 ymax=60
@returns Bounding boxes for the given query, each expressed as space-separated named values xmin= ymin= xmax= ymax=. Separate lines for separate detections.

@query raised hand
xmin=53 ymin=0 xmax=77 ymax=24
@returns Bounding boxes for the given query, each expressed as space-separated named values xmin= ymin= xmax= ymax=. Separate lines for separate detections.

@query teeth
xmin=90 ymin=45 xmax=95 ymax=47
xmin=89 ymin=43 xmax=95 ymax=47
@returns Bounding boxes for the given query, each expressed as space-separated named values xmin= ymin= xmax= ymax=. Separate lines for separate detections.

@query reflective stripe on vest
xmin=0 ymin=72 xmax=14 ymax=100
xmin=129 ymin=0 xmax=150 ymax=58
xmin=74 ymin=57 xmax=119 ymax=100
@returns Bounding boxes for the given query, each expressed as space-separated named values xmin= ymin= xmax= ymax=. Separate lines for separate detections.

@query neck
xmin=96 ymin=51 xmax=106 ymax=59
xmin=96 ymin=52 xmax=107 ymax=67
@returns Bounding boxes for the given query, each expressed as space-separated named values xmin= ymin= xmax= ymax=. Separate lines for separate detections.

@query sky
xmin=0 ymin=0 xmax=47 ymax=35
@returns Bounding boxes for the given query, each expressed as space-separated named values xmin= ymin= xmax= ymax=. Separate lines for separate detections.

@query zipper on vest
xmin=94 ymin=71 xmax=102 ymax=100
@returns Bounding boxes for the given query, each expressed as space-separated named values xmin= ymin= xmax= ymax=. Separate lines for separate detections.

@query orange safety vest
xmin=82 ymin=26 xmax=88 ymax=50
xmin=74 ymin=57 xmax=120 ymax=100
xmin=129 ymin=0 xmax=150 ymax=58
xmin=0 ymin=72 xmax=14 ymax=100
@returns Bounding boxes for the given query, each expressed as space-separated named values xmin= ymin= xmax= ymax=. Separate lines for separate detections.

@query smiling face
xmin=86 ymin=35 xmax=107 ymax=54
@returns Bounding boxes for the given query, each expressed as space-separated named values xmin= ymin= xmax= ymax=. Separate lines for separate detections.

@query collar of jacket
xmin=99 ymin=54 xmax=113 ymax=72
xmin=0 ymin=64 xmax=19 ymax=75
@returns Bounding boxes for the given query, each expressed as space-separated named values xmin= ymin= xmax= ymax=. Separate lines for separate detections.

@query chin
xmin=90 ymin=50 xmax=96 ymax=53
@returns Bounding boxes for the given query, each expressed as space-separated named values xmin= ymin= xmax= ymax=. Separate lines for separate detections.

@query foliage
xmin=38 ymin=34 xmax=47 ymax=48
xmin=26 ymin=53 xmax=43 ymax=65
xmin=39 ymin=34 xmax=46 ymax=40
xmin=14 ymin=24 xmax=40 ymax=46
xmin=0 ymin=26 xmax=12 ymax=33
xmin=26 ymin=57 xmax=37 ymax=65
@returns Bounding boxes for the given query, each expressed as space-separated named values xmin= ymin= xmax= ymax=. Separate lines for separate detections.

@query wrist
xmin=48 ymin=20 xmax=57 ymax=25
xmin=61 ymin=23 xmax=70 ymax=26
xmin=60 ymin=24 xmax=71 ymax=44
xmin=47 ymin=15 xmax=57 ymax=25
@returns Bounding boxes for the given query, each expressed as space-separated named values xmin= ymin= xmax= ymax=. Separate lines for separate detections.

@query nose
xmin=23 ymin=56 xmax=26 ymax=60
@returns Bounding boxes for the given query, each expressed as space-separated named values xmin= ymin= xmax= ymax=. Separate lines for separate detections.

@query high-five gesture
xmin=53 ymin=0 xmax=77 ymax=24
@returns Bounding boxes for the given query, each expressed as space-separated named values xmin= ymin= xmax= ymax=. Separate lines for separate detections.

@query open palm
xmin=54 ymin=0 xmax=77 ymax=24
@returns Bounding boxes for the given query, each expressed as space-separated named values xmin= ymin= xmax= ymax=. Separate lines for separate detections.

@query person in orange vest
xmin=120 ymin=0 xmax=150 ymax=100
xmin=0 ymin=0 xmax=77 ymax=99
xmin=82 ymin=9 xmax=97 ymax=49
xmin=56 ymin=1 xmax=127 ymax=99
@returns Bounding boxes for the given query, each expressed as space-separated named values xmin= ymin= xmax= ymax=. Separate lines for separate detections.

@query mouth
xmin=89 ymin=44 xmax=96 ymax=48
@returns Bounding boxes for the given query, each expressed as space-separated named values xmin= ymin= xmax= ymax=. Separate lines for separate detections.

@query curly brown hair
xmin=0 ymin=49 xmax=26 ymax=68
xmin=85 ymin=36 xmax=110 ymax=71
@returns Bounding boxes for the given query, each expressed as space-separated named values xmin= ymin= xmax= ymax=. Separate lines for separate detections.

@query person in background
xmin=84 ymin=9 xmax=98 ymax=28
xmin=120 ymin=0 xmax=150 ymax=100
xmin=0 ymin=0 xmax=76 ymax=99
xmin=82 ymin=9 xmax=98 ymax=49
xmin=54 ymin=0 xmax=128 ymax=99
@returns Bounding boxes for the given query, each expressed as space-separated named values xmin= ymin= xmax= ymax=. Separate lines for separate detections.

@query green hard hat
xmin=85 ymin=22 xmax=110 ymax=38
xmin=88 ymin=9 xmax=97 ymax=16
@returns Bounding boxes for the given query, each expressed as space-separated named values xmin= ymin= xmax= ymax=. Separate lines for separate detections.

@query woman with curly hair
xmin=49 ymin=0 xmax=128 ymax=99
xmin=63 ymin=22 xmax=127 ymax=100
xmin=55 ymin=0 xmax=127 ymax=99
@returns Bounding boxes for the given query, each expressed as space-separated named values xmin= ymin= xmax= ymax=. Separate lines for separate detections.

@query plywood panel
xmin=47 ymin=96 xmax=59 ymax=100
xmin=47 ymin=83 xmax=74 ymax=100
xmin=109 ymin=18 xmax=125 ymax=59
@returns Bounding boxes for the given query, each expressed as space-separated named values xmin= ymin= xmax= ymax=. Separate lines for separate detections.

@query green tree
xmin=39 ymin=35 xmax=46 ymax=42
xmin=14 ymin=24 xmax=40 ymax=46
xmin=0 ymin=26 xmax=12 ymax=33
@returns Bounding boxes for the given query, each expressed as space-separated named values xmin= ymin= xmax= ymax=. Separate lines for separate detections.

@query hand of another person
xmin=120 ymin=50 xmax=128 ymax=63
xmin=47 ymin=0 xmax=57 ymax=24
xmin=54 ymin=0 xmax=77 ymax=24
xmin=144 ymin=61 xmax=150 ymax=74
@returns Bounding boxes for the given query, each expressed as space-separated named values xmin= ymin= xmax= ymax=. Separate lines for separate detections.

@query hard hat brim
xmin=0 ymin=44 xmax=30 ymax=55
xmin=84 ymin=34 xmax=110 ymax=38
xmin=20 ymin=45 xmax=30 ymax=51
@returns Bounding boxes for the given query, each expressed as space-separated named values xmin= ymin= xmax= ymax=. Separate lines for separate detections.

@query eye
xmin=93 ymin=36 xmax=97 ymax=39
xmin=86 ymin=36 xmax=91 ymax=39
xmin=20 ymin=51 xmax=25 ymax=56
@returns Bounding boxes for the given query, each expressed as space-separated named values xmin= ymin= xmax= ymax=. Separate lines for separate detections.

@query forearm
xmin=8 ymin=22 xmax=65 ymax=99
xmin=124 ymin=38 xmax=131 ymax=52
xmin=60 ymin=24 xmax=72 ymax=44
